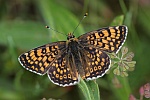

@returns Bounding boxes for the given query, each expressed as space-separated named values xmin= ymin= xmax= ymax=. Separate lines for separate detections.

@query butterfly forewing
xmin=78 ymin=25 xmax=128 ymax=53
xmin=18 ymin=41 xmax=66 ymax=75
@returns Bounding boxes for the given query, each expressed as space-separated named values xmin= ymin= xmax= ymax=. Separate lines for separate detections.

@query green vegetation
xmin=0 ymin=0 xmax=150 ymax=100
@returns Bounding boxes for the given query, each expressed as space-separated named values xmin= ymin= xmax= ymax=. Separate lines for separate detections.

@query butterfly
xmin=18 ymin=25 xmax=128 ymax=87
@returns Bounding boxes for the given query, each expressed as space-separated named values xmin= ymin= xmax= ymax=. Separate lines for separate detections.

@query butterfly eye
xmin=71 ymin=35 xmax=75 ymax=38
xmin=67 ymin=33 xmax=75 ymax=40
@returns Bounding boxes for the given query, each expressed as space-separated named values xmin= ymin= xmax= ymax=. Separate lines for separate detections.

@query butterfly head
xmin=67 ymin=33 xmax=75 ymax=40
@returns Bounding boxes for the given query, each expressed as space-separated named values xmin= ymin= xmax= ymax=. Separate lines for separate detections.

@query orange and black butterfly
xmin=18 ymin=25 xmax=128 ymax=87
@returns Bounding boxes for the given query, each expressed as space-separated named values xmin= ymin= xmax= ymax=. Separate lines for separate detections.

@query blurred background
xmin=0 ymin=0 xmax=150 ymax=100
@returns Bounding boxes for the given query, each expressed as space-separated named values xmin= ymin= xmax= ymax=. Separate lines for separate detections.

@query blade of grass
xmin=78 ymin=79 xmax=100 ymax=100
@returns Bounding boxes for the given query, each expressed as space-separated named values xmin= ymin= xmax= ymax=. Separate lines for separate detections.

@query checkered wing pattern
xmin=18 ymin=42 xmax=66 ymax=75
xmin=79 ymin=47 xmax=110 ymax=80
xmin=78 ymin=25 xmax=128 ymax=54
xmin=48 ymin=51 xmax=79 ymax=86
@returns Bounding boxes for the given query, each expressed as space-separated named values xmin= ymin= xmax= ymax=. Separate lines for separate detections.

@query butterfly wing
xmin=78 ymin=47 xmax=110 ymax=80
xmin=18 ymin=41 xmax=66 ymax=75
xmin=78 ymin=25 xmax=128 ymax=53
xmin=47 ymin=51 xmax=79 ymax=87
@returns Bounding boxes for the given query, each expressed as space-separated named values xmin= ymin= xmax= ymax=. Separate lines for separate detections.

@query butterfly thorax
xmin=66 ymin=33 xmax=80 ymax=52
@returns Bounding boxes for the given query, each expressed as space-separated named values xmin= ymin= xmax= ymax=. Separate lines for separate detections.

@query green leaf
xmin=126 ymin=61 xmax=136 ymax=68
xmin=86 ymin=80 xmax=100 ymax=100
xmin=113 ymin=67 xmax=120 ymax=75
xmin=78 ymin=79 xmax=100 ymax=100
xmin=110 ymin=15 xmax=124 ymax=26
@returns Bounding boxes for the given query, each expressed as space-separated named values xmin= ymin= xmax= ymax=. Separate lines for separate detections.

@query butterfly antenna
xmin=72 ymin=13 xmax=88 ymax=34
xmin=45 ymin=26 xmax=67 ymax=36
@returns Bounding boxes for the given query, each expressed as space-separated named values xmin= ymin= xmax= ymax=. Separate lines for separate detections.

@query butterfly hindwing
xmin=48 ymin=51 xmax=79 ymax=87
xmin=81 ymin=47 xmax=110 ymax=80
